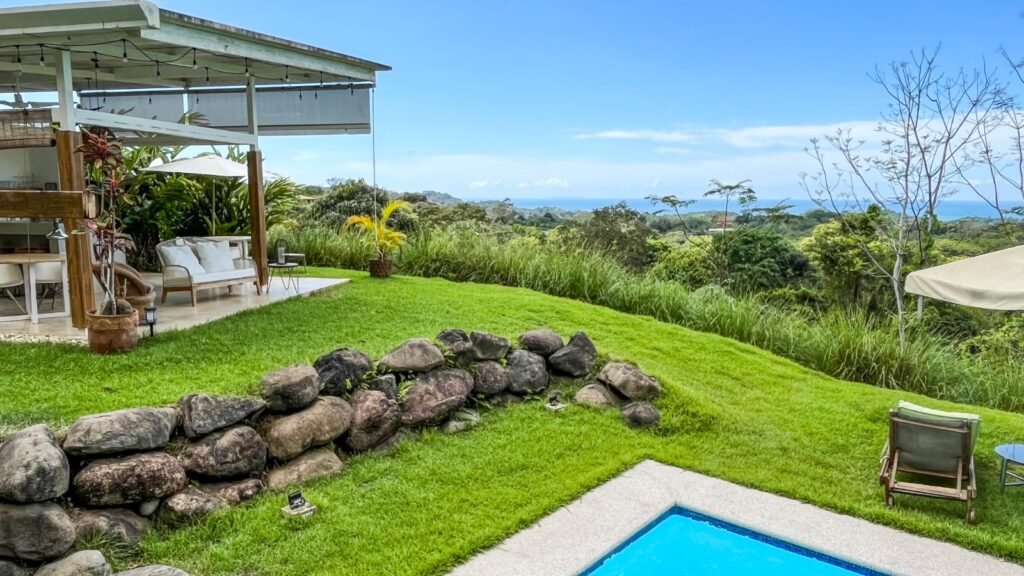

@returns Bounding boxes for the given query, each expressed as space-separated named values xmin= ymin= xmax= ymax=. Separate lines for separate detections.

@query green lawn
xmin=2 ymin=269 xmax=1024 ymax=575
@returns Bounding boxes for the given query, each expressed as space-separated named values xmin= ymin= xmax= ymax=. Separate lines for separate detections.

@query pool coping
xmin=448 ymin=460 xmax=1024 ymax=576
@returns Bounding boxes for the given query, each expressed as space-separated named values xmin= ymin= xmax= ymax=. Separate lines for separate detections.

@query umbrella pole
xmin=212 ymin=180 xmax=217 ymax=235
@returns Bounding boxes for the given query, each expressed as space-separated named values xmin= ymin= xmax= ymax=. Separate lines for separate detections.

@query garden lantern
xmin=143 ymin=306 xmax=157 ymax=337
xmin=276 ymin=239 xmax=287 ymax=265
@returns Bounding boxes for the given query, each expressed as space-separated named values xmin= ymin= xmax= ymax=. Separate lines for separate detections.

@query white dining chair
xmin=33 ymin=261 xmax=64 ymax=311
xmin=0 ymin=263 xmax=26 ymax=315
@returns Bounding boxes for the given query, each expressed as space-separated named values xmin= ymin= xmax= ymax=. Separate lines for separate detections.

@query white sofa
xmin=156 ymin=237 xmax=261 ymax=306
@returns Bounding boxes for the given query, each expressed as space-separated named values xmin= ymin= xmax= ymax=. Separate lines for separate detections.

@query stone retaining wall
xmin=0 ymin=328 xmax=662 ymax=575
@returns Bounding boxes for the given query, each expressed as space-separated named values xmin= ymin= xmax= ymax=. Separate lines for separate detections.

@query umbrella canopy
xmin=143 ymin=155 xmax=248 ymax=178
xmin=906 ymin=245 xmax=1024 ymax=311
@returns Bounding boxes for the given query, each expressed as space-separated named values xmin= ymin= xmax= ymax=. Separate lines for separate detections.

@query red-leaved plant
xmin=77 ymin=128 xmax=136 ymax=315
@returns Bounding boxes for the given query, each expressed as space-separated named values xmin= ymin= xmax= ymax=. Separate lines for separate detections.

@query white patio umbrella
xmin=143 ymin=156 xmax=249 ymax=234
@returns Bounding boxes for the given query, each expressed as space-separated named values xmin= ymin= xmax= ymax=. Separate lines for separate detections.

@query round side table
xmin=995 ymin=444 xmax=1024 ymax=492
xmin=268 ymin=262 xmax=300 ymax=293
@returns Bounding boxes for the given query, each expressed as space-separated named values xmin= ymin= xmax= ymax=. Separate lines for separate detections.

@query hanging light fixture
xmin=46 ymin=220 xmax=69 ymax=241
xmin=191 ymin=48 xmax=198 ymax=69
xmin=15 ymin=45 xmax=22 ymax=71
xmin=38 ymin=44 xmax=45 ymax=67
xmin=121 ymin=40 xmax=128 ymax=63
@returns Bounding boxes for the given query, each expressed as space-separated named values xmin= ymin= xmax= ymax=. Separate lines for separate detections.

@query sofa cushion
xmin=195 ymin=241 xmax=235 ymax=273
xmin=164 ymin=267 xmax=256 ymax=288
xmin=159 ymin=244 xmax=206 ymax=277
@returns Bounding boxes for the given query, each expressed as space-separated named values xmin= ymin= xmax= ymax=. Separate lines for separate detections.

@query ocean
xmin=509 ymin=197 xmax=1019 ymax=220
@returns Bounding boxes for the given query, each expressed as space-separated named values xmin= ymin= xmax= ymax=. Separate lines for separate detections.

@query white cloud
xmin=578 ymin=121 xmax=879 ymax=150
xmin=653 ymin=147 xmax=692 ymax=155
xmin=533 ymin=178 xmax=569 ymax=188
xmin=517 ymin=182 xmax=531 ymax=188
xmin=468 ymin=179 xmax=503 ymax=189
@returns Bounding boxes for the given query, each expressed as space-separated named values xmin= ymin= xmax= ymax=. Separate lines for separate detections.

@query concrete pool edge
xmin=447 ymin=460 xmax=1023 ymax=576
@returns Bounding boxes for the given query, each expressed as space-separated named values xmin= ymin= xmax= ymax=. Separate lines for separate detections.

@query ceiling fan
xmin=0 ymin=76 xmax=59 ymax=109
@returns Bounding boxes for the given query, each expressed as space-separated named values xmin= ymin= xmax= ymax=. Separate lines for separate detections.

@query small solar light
xmin=281 ymin=490 xmax=316 ymax=517
xmin=546 ymin=391 xmax=566 ymax=412
xmin=143 ymin=306 xmax=157 ymax=337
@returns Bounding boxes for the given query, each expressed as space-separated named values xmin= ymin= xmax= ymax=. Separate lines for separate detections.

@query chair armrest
xmin=162 ymin=264 xmax=193 ymax=283
xmin=233 ymin=257 xmax=256 ymax=270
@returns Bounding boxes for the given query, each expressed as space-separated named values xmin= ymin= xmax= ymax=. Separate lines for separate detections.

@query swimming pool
xmin=583 ymin=507 xmax=888 ymax=576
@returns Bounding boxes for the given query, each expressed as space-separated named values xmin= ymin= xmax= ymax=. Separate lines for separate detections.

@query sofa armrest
xmin=162 ymin=264 xmax=193 ymax=284
xmin=233 ymin=257 xmax=256 ymax=270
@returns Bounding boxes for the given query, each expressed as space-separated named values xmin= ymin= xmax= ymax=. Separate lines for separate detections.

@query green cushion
xmin=896 ymin=400 xmax=980 ymax=451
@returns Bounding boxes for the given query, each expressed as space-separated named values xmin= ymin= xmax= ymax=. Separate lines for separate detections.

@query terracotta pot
xmin=368 ymin=258 xmax=392 ymax=278
xmin=86 ymin=308 xmax=140 ymax=354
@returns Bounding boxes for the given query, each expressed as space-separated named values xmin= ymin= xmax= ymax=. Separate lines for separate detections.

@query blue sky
xmin=4 ymin=0 xmax=1024 ymax=202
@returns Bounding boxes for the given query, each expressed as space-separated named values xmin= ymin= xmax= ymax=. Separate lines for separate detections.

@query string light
xmin=191 ymin=48 xmax=198 ymax=69
xmin=283 ymin=65 xmax=289 ymax=83
xmin=205 ymin=66 xmax=210 ymax=85
xmin=244 ymin=57 xmax=250 ymax=78
xmin=156 ymin=60 xmax=161 ymax=78
xmin=121 ymin=40 xmax=128 ymax=62
xmin=15 ymin=45 xmax=22 ymax=71
xmin=38 ymin=44 xmax=44 ymax=67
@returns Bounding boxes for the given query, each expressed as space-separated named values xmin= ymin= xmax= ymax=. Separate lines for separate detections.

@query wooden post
xmin=247 ymin=150 xmax=268 ymax=287
xmin=56 ymin=131 xmax=94 ymax=328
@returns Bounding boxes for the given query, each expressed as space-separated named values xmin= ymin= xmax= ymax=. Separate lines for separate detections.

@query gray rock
xmin=400 ymin=369 xmax=473 ymax=426
xmin=548 ymin=331 xmax=598 ymax=377
xmin=72 ymin=452 xmax=188 ymax=507
xmin=196 ymin=479 xmax=265 ymax=505
xmin=436 ymin=328 xmax=469 ymax=349
xmin=34 ymin=550 xmax=110 ymax=576
xmin=368 ymin=374 xmax=397 ymax=400
xmin=179 ymin=426 xmax=267 ymax=479
xmin=469 ymin=331 xmax=509 ymax=361
xmin=137 ymin=500 xmax=160 ymax=517
xmin=0 ymin=502 xmax=75 ymax=561
xmin=379 ymin=338 xmax=445 ymax=373
xmin=261 ymin=365 xmax=320 ymax=413
xmin=261 ymin=396 xmax=353 ymax=461
xmin=159 ymin=487 xmax=226 ymax=526
xmin=314 ymin=348 xmax=374 ymax=396
xmin=0 ymin=560 xmax=30 ymax=576
xmin=518 ymin=328 xmax=564 ymax=357
xmin=574 ymin=383 xmax=620 ymax=408
xmin=0 ymin=424 xmax=69 ymax=503
xmin=265 ymin=448 xmax=344 ymax=491
xmin=471 ymin=361 xmax=508 ymax=396
xmin=489 ymin=393 xmax=523 ymax=408
xmin=621 ymin=402 xmax=661 ymax=428
xmin=598 ymin=363 xmax=661 ymax=400
xmin=73 ymin=508 xmax=150 ymax=549
xmin=114 ymin=566 xmax=189 ymax=576
xmin=63 ymin=408 xmax=179 ymax=457
xmin=369 ymin=429 xmax=414 ymax=455
xmin=439 ymin=410 xmax=481 ymax=435
xmin=345 ymin=390 xmax=401 ymax=452
xmin=506 ymin=350 xmax=549 ymax=394
xmin=179 ymin=394 xmax=265 ymax=439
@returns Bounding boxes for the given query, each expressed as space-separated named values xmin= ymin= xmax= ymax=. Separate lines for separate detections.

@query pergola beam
xmin=72 ymin=109 xmax=258 ymax=146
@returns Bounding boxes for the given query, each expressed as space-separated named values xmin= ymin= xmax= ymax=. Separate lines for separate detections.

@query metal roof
xmin=0 ymin=0 xmax=390 ymax=93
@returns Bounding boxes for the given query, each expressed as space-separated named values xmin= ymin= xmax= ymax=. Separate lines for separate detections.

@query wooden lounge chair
xmin=91 ymin=261 xmax=156 ymax=314
xmin=879 ymin=401 xmax=980 ymax=523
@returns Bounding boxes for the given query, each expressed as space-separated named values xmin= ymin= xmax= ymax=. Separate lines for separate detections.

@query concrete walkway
xmin=449 ymin=460 xmax=1024 ymax=576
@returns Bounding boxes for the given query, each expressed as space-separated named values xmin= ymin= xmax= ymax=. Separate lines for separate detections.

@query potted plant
xmin=77 ymin=128 xmax=140 ymax=354
xmin=343 ymin=200 xmax=410 ymax=278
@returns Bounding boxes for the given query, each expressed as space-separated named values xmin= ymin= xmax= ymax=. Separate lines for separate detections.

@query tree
xmin=712 ymin=228 xmax=810 ymax=294
xmin=578 ymin=202 xmax=659 ymax=270
xmin=799 ymin=207 xmax=892 ymax=309
xmin=802 ymin=49 xmax=1003 ymax=345
xmin=302 ymin=179 xmax=415 ymax=232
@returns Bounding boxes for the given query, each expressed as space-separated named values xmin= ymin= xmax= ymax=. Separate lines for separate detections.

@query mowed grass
xmin=1 ymin=269 xmax=1023 ymax=575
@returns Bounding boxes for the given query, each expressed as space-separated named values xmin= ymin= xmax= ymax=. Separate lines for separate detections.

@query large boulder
xmin=72 ymin=452 xmax=187 ymax=507
xmin=73 ymin=509 xmax=150 ymax=549
xmin=518 ymin=329 xmax=564 ymax=357
xmin=159 ymin=487 xmax=226 ymax=526
xmin=439 ymin=410 xmax=481 ymax=435
xmin=0 ymin=424 xmax=69 ymax=503
xmin=574 ymin=384 xmax=620 ymax=409
xmin=471 ymin=361 xmax=508 ymax=396
xmin=621 ymin=402 xmax=661 ymax=428
xmin=261 ymin=397 xmax=353 ymax=461
xmin=63 ymin=408 xmax=179 ymax=457
xmin=179 ymin=394 xmax=265 ymax=439
xmin=261 ymin=365 xmax=320 ymax=413
xmin=379 ymin=338 xmax=445 ymax=373
xmin=34 ymin=550 xmax=110 ymax=576
xmin=314 ymin=348 xmax=373 ymax=396
xmin=548 ymin=332 xmax=598 ymax=377
xmin=368 ymin=374 xmax=397 ymax=400
xmin=345 ymin=390 xmax=402 ymax=452
xmin=179 ymin=426 xmax=267 ymax=479
xmin=114 ymin=566 xmax=189 ymax=576
xmin=196 ymin=479 xmax=265 ymax=505
xmin=505 ymin=350 xmax=548 ymax=394
xmin=598 ymin=363 xmax=661 ymax=400
xmin=0 ymin=560 xmax=30 ymax=576
xmin=436 ymin=328 xmax=469 ymax=349
xmin=469 ymin=331 xmax=509 ymax=361
xmin=400 ymin=369 xmax=473 ymax=426
xmin=266 ymin=448 xmax=344 ymax=491
xmin=0 ymin=502 xmax=75 ymax=561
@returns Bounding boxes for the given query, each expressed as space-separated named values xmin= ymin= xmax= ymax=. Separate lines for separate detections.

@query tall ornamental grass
xmin=279 ymin=226 xmax=1024 ymax=412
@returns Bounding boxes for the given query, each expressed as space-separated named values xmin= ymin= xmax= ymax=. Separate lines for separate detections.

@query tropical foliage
xmin=343 ymin=199 xmax=412 ymax=261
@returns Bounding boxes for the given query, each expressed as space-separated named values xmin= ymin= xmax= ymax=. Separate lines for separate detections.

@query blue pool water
xmin=584 ymin=508 xmax=887 ymax=576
